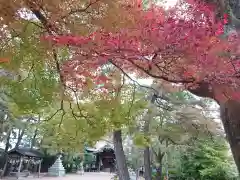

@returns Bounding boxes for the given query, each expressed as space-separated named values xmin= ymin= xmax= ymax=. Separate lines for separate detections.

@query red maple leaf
xmin=42 ymin=0 xmax=240 ymax=101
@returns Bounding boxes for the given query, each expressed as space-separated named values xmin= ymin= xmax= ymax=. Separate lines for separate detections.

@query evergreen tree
xmin=177 ymin=137 xmax=238 ymax=180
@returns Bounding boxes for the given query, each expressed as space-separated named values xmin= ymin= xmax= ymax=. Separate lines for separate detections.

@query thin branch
xmin=58 ymin=109 xmax=66 ymax=128
xmin=127 ymin=84 xmax=137 ymax=118
xmin=151 ymin=147 xmax=158 ymax=157
xmin=29 ymin=5 xmax=68 ymax=126
xmin=126 ymin=57 xmax=195 ymax=84
xmin=61 ymin=0 xmax=102 ymax=19
xmin=30 ymin=8 xmax=59 ymax=33
xmin=109 ymin=59 xmax=159 ymax=94
xmin=19 ymin=62 xmax=35 ymax=82
xmin=110 ymin=59 xmax=204 ymax=108
xmin=67 ymin=85 xmax=93 ymax=119
xmin=44 ymin=108 xmax=62 ymax=122
xmin=69 ymin=100 xmax=88 ymax=119
xmin=29 ymin=21 xmax=44 ymax=29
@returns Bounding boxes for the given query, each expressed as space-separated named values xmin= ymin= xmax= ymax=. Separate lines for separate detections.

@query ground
xmin=40 ymin=172 xmax=114 ymax=180
xmin=4 ymin=172 xmax=114 ymax=180
xmin=4 ymin=172 xmax=143 ymax=180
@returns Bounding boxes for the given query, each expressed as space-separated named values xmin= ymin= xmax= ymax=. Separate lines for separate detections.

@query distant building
xmin=85 ymin=144 xmax=116 ymax=173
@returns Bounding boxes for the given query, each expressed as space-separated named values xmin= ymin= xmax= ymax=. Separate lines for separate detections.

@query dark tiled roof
xmin=85 ymin=144 xmax=114 ymax=153
xmin=8 ymin=148 xmax=43 ymax=158
xmin=85 ymin=147 xmax=97 ymax=153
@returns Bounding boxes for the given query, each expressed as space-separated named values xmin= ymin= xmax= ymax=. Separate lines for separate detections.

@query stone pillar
xmin=48 ymin=155 xmax=65 ymax=177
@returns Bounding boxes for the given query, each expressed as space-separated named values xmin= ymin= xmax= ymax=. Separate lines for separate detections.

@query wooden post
xmin=1 ymin=155 xmax=8 ymax=178
xmin=38 ymin=160 xmax=42 ymax=178
xmin=26 ymin=158 xmax=30 ymax=170
xmin=17 ymin=157 xmax=23 ymax=179
xmin=98 ymin=157 xmax=101 ymax=172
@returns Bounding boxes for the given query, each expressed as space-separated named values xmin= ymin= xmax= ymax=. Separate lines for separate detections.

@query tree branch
xmin=61 ymin=0 xmax=102 ymax=19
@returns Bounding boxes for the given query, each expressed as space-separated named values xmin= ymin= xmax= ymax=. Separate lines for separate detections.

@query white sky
xmin=160 ymin=0 xmax=178 ymax=8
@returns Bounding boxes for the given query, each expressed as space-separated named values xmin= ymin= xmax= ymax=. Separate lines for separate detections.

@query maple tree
xmin=42 ymin=0 xmax=240 ymax=173
xmin=0 ymin=0 xmax=139 ymax=141
xmin=0 ymin=0 xmax=146 ymax=119
xmin=0 ymin=0 xmax=240 ymax=177
xmin=0 ymin=1 xmax=147 ymax=177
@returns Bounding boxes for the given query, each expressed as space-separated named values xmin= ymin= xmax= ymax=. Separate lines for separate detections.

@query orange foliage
xmin=0 ymin=58 xmax=9 ymax=63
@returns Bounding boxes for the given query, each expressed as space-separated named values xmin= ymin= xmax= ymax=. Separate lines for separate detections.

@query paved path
xmin=41 ymin=172 xmax=114 ymax=180
xmin=4 ymin=172 xmax=114 ymax=180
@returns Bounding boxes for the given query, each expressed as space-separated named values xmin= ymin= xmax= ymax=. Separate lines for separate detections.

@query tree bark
xmin=220 ymin=99 xmax=240 ymax=173
xmin=15 ymin=117 xmax=33 ymax=148
xmin=15 ymin=129 xmax=25 ymax=149
xmin=155 ymin=150 xmax=164 ymax=180
xmin=31 ymin=114 xmax=40 ymax=149
xmin=4 ymin=129 xmax=11 ymax=152
xmin=1 ymin=129 xmax=12 ymax=177
xmin=113 ymin=130 xmax=130 ymax=180
xmin=144 ymin=147 xmax=152 ymax=180
xmin=31 ymin=128 xmax=38 ymax=149
xmin=143 ymin=103 xmax=154 ymax=180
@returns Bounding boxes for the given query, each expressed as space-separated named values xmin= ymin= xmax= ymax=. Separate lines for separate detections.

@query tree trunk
xmin=1 ymin=129 xmax=12 ymax=177
xmin=220 ymin=99 xmax=240 ymax=173
xmin=4 ymin=129 xmax=11 ymax=152
xmin=31 ymin=115 xmax=40 ymax=149
xmin=15 ymin=129 xmax=25 ymax=148
xmin=113 ymin=130 xmax=130 ymax=180
xmin=15 ymin=117 xmax=32 ymax=148
xmin=155 ymin=150 xmax=164 ymax=180
xmin=31 ymin=128 xmax=38 ymax=149
xmin=189 ymin=83 xmax=240 ymax=174
xmin=143 ymin=103 xmax=154 ymax=180
xmin=144 ymin=147 xmax=152 ymax=180
xmin=205 ymin=0 xmax=240 ymax=170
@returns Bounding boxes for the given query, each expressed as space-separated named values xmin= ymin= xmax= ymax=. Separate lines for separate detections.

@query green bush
xmin=175 ymin=138 xmax=239 ymax=180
